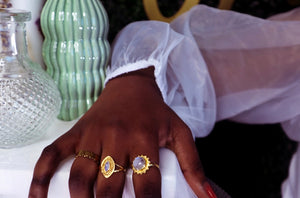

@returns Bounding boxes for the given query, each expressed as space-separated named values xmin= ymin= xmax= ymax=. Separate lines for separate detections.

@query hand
xmin=29 ymin=67 xmax=215 ymax=198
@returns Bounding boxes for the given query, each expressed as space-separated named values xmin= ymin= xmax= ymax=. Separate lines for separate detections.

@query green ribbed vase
xmin=40 ymin=0 xmax=110 ymax=121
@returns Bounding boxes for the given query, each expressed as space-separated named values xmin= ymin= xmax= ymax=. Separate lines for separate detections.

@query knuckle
xmin=136 ymin=181 xmax=160 ymax=198
xmin=183 ymin=160 xmax=203 ymax=176
xmin=69 ymin=169 xmax=92 ymax=191
xmin=28 ymin=192 xmax=43 ymax=198
xmin=190 ymin=158 xmax=203 ymax=172
xmin=133 ymin=124 xmax=154 ymax=140
xmin=112 ymin=124 xmax=128 ymax=136
xmin=96 ymin=185 xmax=118 ymax=198
xmin=40 ymin=144 xmax=60 ymax=161
xmin=31 ymin=173 xmax=51 ymax=187
xmin=109 ymin=125 xmax=126 ymax=138
xmin=103 ymin=124 xmax=128 ymax=145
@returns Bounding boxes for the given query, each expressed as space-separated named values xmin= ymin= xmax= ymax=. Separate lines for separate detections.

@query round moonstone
xmin=133 ymin=156 xmax=145 ymax=170
xmin=105 ymin=161 xmax=110 ymax=172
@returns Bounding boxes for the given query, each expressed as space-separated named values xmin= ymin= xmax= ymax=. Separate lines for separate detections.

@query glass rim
xmin=0 ymin=8 xmax=31 ymax=22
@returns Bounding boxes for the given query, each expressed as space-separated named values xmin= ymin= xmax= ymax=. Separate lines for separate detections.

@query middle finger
xmin=96 ymin=131 xmax=129 ymax=197
xmin=96 ymin=152 xmax=127 ymax=197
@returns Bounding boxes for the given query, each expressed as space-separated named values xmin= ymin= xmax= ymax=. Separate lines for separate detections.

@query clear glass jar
xmin=0 ymin=8 xmax=61 ymax=148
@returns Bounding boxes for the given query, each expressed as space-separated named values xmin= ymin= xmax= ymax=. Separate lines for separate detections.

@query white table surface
xmin=0 ymin=118 xmax=194 ymax=198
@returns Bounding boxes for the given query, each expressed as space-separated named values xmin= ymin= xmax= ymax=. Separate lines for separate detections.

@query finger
xmin=69 ymin=135 xmax=102 ymax=198
xmin=130 ymin=138 xmax=161 ymax=198
xmin=96 ymin=153 xmax=127 ymax=197
xmin=29 ymin=131 xmax=79 ymax=197
xmin=168 ymin=116 xmax=216 ymax=198
xmin=95 ymin=128 xmax=129 ymax=197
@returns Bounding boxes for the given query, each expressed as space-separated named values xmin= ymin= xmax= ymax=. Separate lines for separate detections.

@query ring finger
xmin=131 ymin=148 xmax=161 ymax=198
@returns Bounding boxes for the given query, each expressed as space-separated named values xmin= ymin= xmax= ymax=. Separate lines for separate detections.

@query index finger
xmin=29 ymin=130 xmax=78 ymax=197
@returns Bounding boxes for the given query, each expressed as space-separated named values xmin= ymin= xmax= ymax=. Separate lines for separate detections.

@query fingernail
xmin=204 ymin=182 xmax=217 ymax=198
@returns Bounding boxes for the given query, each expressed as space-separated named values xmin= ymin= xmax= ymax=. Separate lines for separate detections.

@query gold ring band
xmin=132 ymin=155 xmax=159 ymax=175
xmin=75 ymin=150 xmax=100 ymax=165
xmin=101 ymin=156 xmax=126 ymax=178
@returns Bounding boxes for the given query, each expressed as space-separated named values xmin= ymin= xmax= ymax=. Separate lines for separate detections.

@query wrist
xmin=104 ymin=66 xmax=163 ymax=100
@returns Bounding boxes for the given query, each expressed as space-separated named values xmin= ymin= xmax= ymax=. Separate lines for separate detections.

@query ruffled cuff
xmin=105 ymin=59 xmax=168 ymax=103
xmin=104 ymin=20 xmax=216 ymax=138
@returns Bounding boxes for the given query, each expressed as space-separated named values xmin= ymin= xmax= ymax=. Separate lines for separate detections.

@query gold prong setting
xmin=132 ymin=155 xmax=158 ymax=174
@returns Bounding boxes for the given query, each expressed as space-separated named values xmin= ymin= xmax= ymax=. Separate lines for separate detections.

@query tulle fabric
xmin=106 ymin=20 xmax=216 ymax=138
xmin=106 ymin=5 xmax=300 ymax=198
xmin=171 ymin=5 xmax=300 ymax=128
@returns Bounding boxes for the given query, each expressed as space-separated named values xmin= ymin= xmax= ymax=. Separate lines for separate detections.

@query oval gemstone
xmin=105 ymin=161 xmax=110 ymax=172
xmin=133 ymin=156 xmax=145 ymax=170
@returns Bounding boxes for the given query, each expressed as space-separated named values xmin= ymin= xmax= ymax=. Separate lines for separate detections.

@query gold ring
xmin=75 ymin=150 xmax=100 ymax=165
xmin=132 ymin=155 xmax=159 ymax=175
xmin=101 ymin=156 xmax=126 ymax=178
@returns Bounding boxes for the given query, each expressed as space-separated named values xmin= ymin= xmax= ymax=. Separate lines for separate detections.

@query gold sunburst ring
xmin=132 ymin=155 xmax=159 ymax=175
xmin=101 ymin=156 xmax=126 ymax=178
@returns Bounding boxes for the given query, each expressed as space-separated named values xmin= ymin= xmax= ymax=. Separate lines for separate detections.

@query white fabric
xmin=106 ymin=5 xmax=300 ymax=198
xmin=106 ymin=20 xmax=216 ymax=138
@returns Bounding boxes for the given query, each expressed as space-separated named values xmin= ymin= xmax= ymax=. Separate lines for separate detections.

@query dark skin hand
xmin=29 ymin=67 xmax=214 ymax=198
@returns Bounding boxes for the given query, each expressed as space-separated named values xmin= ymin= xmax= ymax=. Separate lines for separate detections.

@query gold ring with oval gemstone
xmin=132 ymin=155 xmax=159 ymax=175
xmin=101 ymin=156 xmax=126 ymax=178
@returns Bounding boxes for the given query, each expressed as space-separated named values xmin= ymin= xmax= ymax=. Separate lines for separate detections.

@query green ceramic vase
xmin=40 ymin=0 xmax=110 ymax=121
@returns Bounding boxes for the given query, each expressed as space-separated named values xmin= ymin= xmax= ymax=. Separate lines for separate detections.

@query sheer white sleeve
xmin=171 ymin=6 xmax=300 ymax=198
xmin=106 ymin=4 xmax=300 ymax=198
xmin=171 ymin=5 xmax=300 ymax=139
xmin=106 ymin=4 xmax=300 ymax=139
xmin=106 ymin=20 xmax=216 ymax=138
xmin=107 ymin=4 xmax=300 ymax=140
